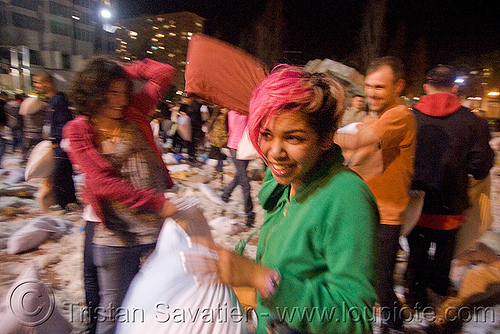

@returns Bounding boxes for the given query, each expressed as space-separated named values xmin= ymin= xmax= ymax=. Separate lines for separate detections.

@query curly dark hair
xmin=69 ymin=56 xmax=133 ymax=117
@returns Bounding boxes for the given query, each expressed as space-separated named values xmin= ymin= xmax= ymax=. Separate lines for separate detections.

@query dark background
xmin=116 ymin=0 xmax=500 ymax=95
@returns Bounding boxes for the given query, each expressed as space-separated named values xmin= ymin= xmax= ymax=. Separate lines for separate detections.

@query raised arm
xmin=124 ymin=58 xmax=176 ymax=115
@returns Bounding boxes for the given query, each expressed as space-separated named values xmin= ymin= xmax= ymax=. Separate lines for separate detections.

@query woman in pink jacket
xmin=64 ymin=57 xmax=177 ymax=334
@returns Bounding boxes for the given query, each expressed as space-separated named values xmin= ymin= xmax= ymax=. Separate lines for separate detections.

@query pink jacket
xmin=63 ymin=59 xmax=175 ymax=224
xmin=226 ymin=110 xmax=248 ymax=150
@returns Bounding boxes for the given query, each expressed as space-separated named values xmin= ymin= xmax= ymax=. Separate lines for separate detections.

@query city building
xmin=115 ymin=12 xmax=205 ymax=91
xmin=0 ymin=0 xmax=114 ymax=92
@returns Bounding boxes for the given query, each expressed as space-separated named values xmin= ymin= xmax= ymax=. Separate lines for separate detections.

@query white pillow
xmin=7 ymin=216 xmax=70 ymax=254
xmin=0 ymin=263 xmax=73 ymax=333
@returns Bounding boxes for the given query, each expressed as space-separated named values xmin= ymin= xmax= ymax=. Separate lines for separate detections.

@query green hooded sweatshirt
xmin=255 ymin=145 xmax=379 ymax=333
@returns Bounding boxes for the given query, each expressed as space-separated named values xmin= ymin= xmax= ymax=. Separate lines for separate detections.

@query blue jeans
xmin=222 ymin=149 xmax=254 ymax=218
xmin=84 ymin=222 xmax=99 ymax=334
xmin=93 ymin=242 xmax=155 ymax=334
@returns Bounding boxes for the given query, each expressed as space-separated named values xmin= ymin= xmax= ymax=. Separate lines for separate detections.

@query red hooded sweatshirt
xmin=413 ymin=93 xmax=465 ymax=230
xmin=414 ymin=93 xmax=462 ymax=117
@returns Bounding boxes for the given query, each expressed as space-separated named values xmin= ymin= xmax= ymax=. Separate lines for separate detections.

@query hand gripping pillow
xmin=116 ymin=200 xmax=251 ymax=334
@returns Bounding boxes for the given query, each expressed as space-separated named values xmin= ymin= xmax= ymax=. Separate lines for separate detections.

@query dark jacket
xmin=412 ymin=93 xmax=494 ymax=215
xmin=46 ymin=92 xmax=73 ymax=144
xmin=0 ymin=100 xmax=6 ymax=127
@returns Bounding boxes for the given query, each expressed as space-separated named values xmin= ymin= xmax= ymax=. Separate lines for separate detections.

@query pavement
xmin=0 ymin=148 xmax=499 ymax=333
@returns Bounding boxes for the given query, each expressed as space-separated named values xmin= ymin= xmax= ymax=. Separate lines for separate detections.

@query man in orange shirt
xmin=336 ymin=56 xmax=416 ymax=333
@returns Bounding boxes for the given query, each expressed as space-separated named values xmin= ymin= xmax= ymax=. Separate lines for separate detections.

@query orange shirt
xmin=354 ymin=105 xmax=416 ymax=225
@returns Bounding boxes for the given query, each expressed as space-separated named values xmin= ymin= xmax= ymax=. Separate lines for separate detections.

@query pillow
xmin=25 ymin=140 xmax=54 ymax=181
xmin=7 ymin=216 xmax=70 ymax=254
xmin=0 ymin=263 xmax=73 ymax=333
xmin=117 ymin=205 xmax=250 ymax=334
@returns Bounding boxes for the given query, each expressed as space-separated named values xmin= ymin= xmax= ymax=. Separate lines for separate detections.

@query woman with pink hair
xmin=191 ymin=65 xmax=379 ymax=333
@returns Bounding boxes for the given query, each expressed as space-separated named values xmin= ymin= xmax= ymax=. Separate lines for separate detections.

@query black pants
xmin=405 ymin=225 xmax=458 ymax=305
xmin=53 ymin=146 xmax=77 ymax=209
xmin=187 ymin=128 xmax=203 ymax=159
xmin=376 ymin=224 xmax=402 ymax=328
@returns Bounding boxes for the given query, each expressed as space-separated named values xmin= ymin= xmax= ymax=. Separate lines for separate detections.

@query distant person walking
xmin=340 ymin=94 xmax=367 ymax=127
xmin=20 ymin=94 xmax=46 ymax=163
xmin=221 ymin=109 xmax=255 ymax=227
xmin=405 ymin=65 xmax=494 ymax=308
xmin=0 ymin=91 xmax=8 ymax=168
xmin=33 ymin=71 xmax=78 ymax=211
xmin=5 ymin=92 xmax=25 ymax=153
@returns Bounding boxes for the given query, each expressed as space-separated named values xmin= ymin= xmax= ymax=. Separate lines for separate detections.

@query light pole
xmin=100 ymin=8 xmax=110 ymax=53
xmin=99 ymin=7 xmax=115 ymax=54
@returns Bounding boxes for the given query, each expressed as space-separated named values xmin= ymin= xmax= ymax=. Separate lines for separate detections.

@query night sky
xmin=116 ymin=0 xmax=500 ymax=72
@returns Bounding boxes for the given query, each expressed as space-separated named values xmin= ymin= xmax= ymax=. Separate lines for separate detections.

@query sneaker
xmin=380 ymin=323 xmax=404 ymax=334
xmin=221 ymin=194 xmax=230 ymax=203
xmin=246 ymin=215 xmax=255 ymax=228
xmin=63 ymin=202 xmax=83 ymax=214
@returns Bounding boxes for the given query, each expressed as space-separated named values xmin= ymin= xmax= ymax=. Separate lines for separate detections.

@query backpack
xmin=208 ymin=109 xmax=228 ymax=148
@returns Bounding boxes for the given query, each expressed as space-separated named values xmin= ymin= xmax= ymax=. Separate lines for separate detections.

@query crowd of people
xmin=0 ymin=53 xmax=495 ymax=334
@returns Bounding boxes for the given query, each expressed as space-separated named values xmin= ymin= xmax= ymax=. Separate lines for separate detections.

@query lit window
xmin=157 ymin=17 xmax=164 ymax=22
xmin=169 ymin=32 xmax=176 ymax=36
xmin=158 ymin=46 xmax=165 ymax=50
xmin=188 ymin=32 xmax=193 ymax=36
xmin=152 ymin=26 xmax=159 ymax=30
xmin=147 ymin=51 xmax=153 ymax=54
xmin=129 ymin=31 xmax=138 ymax=36
xmin=151 ymin=38 xmax=158 ymax=42
xmin=155 ymin=33 xmax=165 ymax=38
xmin=121 ymin=41 xmax=127 ymax=44
xmin=168 ymin=53 xmax=175 ymax=58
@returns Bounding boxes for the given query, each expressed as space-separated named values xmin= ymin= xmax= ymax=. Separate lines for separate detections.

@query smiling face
xmin=259 ymin=111 xmax=330 ymax=193
xmin=101 ymin=79 xmax=128 ymax=120
xmin=364 ymin=65 xmax=404 ymax=114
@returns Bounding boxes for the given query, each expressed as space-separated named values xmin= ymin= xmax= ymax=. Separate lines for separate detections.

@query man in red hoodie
xmin=405 ymin=65 xmax=494 ymax=309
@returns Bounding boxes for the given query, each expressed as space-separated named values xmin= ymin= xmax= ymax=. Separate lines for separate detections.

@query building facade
xmin=0 ymin=0 xmax=113 ymax=92
xmin=115 ymin=12 xmax=205 ymax=90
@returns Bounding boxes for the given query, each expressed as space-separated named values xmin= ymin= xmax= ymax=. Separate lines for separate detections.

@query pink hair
xmin=247 ymin=64 xmax=345 ymax=158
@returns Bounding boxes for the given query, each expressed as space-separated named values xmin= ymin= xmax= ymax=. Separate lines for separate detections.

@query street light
xmin=101 ymin=9 xmax=112 ymax=20
xmin=98 ymin=7 xmax=116 ymax=53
